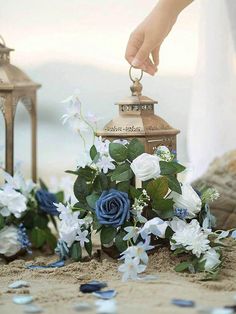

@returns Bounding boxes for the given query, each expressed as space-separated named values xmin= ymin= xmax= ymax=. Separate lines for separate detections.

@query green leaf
xmin=116 ymin=181 xmax=130 ymax=193
xmin=160 ymin=161 xmax=186 ymax=175
xmin=0 ymin=214 xmax=4 ymax=230
xmin=146 ymin=177 xmax=168 ymax=201
xmin=94 ymin=173 xmax=108 ymax=193
xmin=39 ymin=179 xmax=48 ymax=191
xmin=127 ymin=139 xmax=145 ymax=161
xmin=70 ymin=242 xmax=82 ymax=261
xmin=55 ymin=191 xmax=65 ymax=203
xmin=115 ymin=229 xmax=128 ymax=253
xmin=85 ymin=235 xmax=93 ymax=257
xmin=165 ymin=226 xmax=174 ymax=239
xmin=153 ymin=198 xmax=174 ymax=219
xmin=111 ymin=162 xmax=133 ymax=182
xmin=175 ymin=261 xmax=191 ymax=272
xmin=86 ymin=192 xmax=100 ymax=209
xmin=166 ymin=175 xmax=182 ymax=194
xmin=30 ymin=228 xmax=47 ymax=248
xmin=90 ymin=145 xmax=97 ymax=160
xmin=65 ymin=170 xmax=79 ymax=175
xmin=100 ymin=226 xmax=117 ymax=245
xmin=130 ymin=186 xmax=142 ymax=200
xmin=74 ymin=176 xmax=92 ymax=201
xmin=109 ymin=143 xmax=128 ymax=162
xmin=77 ymin=166 xmax=97 ymax=182
xmin=44 ymin=229 xmax=57 ymax=250
xmin=33 ymin=214 xmax=49 ymax=229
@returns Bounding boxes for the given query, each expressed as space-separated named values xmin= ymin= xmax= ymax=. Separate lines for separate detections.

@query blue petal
xmin=9 ymin=280 xmax=30 ymax=289
xmin=171 ymin=299 xmax=195 ymax=308
xmin=13 ymin=295 xmax=33 ymax=305
xmin=24 ymin=305 xmax=43 ymax=313
xmin=80 ymin=281 xmax=108 ymax=293
xmin=92 ymin=290 xmax=117 ymax=300
xmin=26 ymin=260 xmax=64 ymax=269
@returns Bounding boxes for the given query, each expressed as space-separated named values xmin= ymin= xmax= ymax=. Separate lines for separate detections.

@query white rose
xmin=140 ymin=217 xmax=168 ymax=239
xmin=130 ymin=153 xmax=161 ymax=181
xmin=0 ymin=225 xmax=21 ymax=257
xmin=201 ymin=248 xmax=221 ymax=271
xmin=0 ymin=186 xmax=27 ymax=218
xmin=168 ymin=184 xmax=202 ymax=218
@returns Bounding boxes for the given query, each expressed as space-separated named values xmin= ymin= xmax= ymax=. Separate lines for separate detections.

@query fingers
xmin=125 ymin=32 xmax=143 ymax=65
xmin=131 ymin=40 xmax=152 ymax=69
xmin=151 ymin=46 xmax=160 ymax=68
xmin=125 ymin=32 xmax=158 ymax=76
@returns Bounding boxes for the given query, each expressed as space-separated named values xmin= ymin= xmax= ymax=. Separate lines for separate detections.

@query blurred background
xmin=0 ymin=0 xmax=234 ymax=183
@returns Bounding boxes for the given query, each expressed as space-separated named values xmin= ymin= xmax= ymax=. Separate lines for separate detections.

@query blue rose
xmin=36 ymin=189 xmax=58 ymax=216
xmin=95 ymin=189 xmax=130 ymax=227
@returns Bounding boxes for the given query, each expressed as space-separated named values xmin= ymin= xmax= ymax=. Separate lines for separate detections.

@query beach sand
xmin=0 ymin=246 xmax=236 ymax=314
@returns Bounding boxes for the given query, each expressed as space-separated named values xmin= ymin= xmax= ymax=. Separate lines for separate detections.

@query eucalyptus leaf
xmin=30 ymin=228 xmax=46 ymax=248
xmin=115 ymin=229 xmax=128 ymax=252
xmin=0 ymin=214 xmax=4 ymax=230
xmin=86 ymin=192 xmax=100 ymax=209
xmin=146 ymin=177 xmax=168 ymax=200
xmin=109 ymin=143 xmax=128 ymax=162
xmin=85 ymin=235 xmax=93 ymax=257
xmin=70 ymin=242 xmax=82 ymax=261
xmin=174 ymin=261 xmax=191 ymax=272
xmin=111 ymin=162 xmax=133 ymax=182
xmin=100 ymin=226 xmax=117 ymax=245
xmin=116 ymin=181 xmax=130 ymax=193
xmin=166 ymin=175 xmax=182 ymax=194
xmin=127 ymin=139 xmax=145 ymax=161
xmin=160 ymin=161 xmax=185 ymax=175
xmin=90 ymin=145 xmax=98 ymax=160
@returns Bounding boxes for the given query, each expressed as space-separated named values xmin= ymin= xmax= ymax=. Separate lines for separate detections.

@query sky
xmin=0 ymin=0 xmax=200 ymax=75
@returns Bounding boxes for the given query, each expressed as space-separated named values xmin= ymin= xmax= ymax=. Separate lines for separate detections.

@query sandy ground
xmin=0 ymin=246 xmax=236 ymax=314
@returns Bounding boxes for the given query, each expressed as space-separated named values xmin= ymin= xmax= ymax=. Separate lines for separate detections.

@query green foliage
xmin=39 ymin=179 xmax=48 ymax=191
xmin=85 ymin=234 xmax=93 ymax=257
xmin=116 ymin=181 xmax=130 ymax=193
xmin=127 ymin=139 xmax=145 ymax=161
xmin=55 ymin=191 xmax=64 ymax=203
xmin=0 ymin=214 xmax=4 ymax=230
xmin=111 ymin=162 xmax=134 ymax=182
xmin=86 ymin=192 xmax=100 ymax=209
xmin=90 ymin=145 xmax=100 ymax=162
xmin=93 ymin=173 xmax=108 ymax=193
xmin=109 ymin=143 xmax=128 ymax=162
xmin=30 ymin=227 xmax=47 ymax=248
xmin=130 ymin=186 xmax=142 ymax=200
xmin=146 ymin=177 xmax=168 ymax=201
xmin=153 ymin=198 xmax=174 ymax=219
xmin=115 ymin=229 xmax=128 ymax=253
xmin=70 ymin=242 xmax=82 ymax=261
xmin=175 ymin=261 xmax=191 ymax=272
xmin=166 ymin=175 xmax=182 ymax=194
xmin=160 ymin=161 xmax=185 ymax=175
xmin=100 ymin=226 xmax=117 ymax=245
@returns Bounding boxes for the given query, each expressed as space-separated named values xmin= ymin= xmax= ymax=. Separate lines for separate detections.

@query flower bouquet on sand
xmin=0 ymin=168 xmax=63 ymax=259
xmin=55 ymin=93 xmax=235 ymax=281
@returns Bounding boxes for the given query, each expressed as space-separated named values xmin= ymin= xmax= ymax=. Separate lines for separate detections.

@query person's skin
xmin=125 ymin=0 xmax=193 ymax=75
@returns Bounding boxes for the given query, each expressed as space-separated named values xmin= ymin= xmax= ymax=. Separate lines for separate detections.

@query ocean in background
xmin=0 ymin=62 xmax=192 ymax=182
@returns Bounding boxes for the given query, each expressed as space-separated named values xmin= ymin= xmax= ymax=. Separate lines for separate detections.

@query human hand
xmin=125 ymin=7 xmax=177 ymax=76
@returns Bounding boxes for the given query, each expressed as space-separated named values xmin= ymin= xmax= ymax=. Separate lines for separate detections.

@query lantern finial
xmin=0 ymin=35 xmax=14 ymax=64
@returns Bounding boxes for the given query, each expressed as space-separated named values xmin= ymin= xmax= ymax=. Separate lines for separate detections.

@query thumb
xmin=131 ymin=40 xmax=152 ymax=68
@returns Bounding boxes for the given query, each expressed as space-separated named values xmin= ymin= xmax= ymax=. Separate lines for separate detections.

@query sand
xmin=0 ymin=246 xmax=236 ymax=314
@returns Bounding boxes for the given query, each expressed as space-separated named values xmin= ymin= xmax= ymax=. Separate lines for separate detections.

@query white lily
xmin=118 ymin=256 xmax=146 ymax=281
xmin=123 ymin=226 xmax=140 ymax=242
xmin=140 ymin=217 xmax=168 ymax=239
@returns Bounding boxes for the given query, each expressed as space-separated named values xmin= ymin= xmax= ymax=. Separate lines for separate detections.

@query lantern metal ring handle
xmin=0 ymin=35 xmax=6 ymax=47
xmin=129 ymin=65 xmax=143 ymax=83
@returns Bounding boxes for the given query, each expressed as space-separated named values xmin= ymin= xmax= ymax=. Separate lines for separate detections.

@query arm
xmin=125 ymin=0 xmax=193 ymax=75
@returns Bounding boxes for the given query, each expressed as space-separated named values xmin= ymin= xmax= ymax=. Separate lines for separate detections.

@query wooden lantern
xmin=0 ymin=36 xmax=41 ymax=181
xmin=97 ymin=67 xmax=180 ymax=154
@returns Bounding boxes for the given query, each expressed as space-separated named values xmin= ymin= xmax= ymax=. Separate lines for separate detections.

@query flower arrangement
xmin=0 ymin=169 xmax=64 ymax=259
xmin=56 ymin=93 xmax=235 ymax=281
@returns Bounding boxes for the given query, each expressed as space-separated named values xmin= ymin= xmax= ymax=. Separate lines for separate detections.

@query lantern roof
xmin=97 ymin=67 xmax=180 ymax=138
xmin=0 ymin=36 xmax=41 ymax=91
